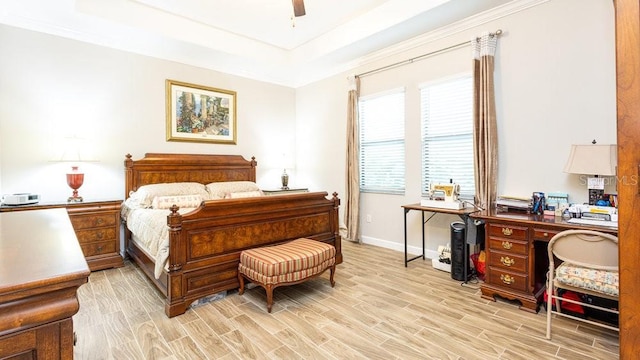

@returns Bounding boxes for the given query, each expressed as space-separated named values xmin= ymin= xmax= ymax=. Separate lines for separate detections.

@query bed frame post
xmin=123 ymin=154 xmax=134 ymax=256
xmin=124 ymin=154 xmax=134 ymax=197
xmin=166 ymin=205 xmax=186 ymax=317
xmin=331 ymin=192 xmax=343 ymax=264
xmin=250 ymin=156 xmax=257 ymax=182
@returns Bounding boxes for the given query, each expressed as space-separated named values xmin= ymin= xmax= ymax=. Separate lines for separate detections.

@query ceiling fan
xmin=292 ymin=0 xmax=306 ymax=17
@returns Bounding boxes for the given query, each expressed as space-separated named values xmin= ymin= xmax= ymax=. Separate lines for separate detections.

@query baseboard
xmin=360 ymin=235 xmax=439 ymax=260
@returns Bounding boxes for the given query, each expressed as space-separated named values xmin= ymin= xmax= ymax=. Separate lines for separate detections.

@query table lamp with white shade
xmin=54 ymin=136 xmax=95 ymax=202
xmin=280 ymin=153 xmax=294 ymax=190
xmin=563 ymin=141 xmax=617 ymax=205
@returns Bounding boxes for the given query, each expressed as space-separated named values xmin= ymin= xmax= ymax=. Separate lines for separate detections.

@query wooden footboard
xmin=123 ymin=153 xmax=342 ymax=317
xmin=162 ymin=192 xmax=341 ymax=317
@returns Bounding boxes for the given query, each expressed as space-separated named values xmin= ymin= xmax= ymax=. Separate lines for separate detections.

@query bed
xmin=122 ymin=153 xmax=342 ymax=317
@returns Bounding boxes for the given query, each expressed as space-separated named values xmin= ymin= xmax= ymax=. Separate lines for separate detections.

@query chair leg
xmin=546 ymin=287 xmax=553 ymax=339
xmin=329 ymin=265 xmax=336 ymax=287
xmin=238 ymin=272 xmax=245 ymax=296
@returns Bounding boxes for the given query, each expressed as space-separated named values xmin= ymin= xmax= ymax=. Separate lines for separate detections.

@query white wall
xmin=0 ymin=25 xmax=297 ymax=202
xmin=296 ymin=0 xmax=616 ymax=256
xmin=0 ymin=0 xmax=617 ymax=260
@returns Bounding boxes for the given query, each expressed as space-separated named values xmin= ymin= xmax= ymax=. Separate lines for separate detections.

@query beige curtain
xmin=472 ymin=32 xmax=498 ymax=210
xmin=344 ymin=75 xmax=361 ymax=243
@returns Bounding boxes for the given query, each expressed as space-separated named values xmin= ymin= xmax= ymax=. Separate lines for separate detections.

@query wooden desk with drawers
xmin=472 ymin=209 xmax=617 ymax=313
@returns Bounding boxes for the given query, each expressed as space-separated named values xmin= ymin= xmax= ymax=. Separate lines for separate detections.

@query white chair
xmin=546 ymin=229 xmax=619 ymax=339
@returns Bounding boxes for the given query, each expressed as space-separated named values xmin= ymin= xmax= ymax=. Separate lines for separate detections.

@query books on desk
xmin=496 ymin=195 xmax=530 ymax=212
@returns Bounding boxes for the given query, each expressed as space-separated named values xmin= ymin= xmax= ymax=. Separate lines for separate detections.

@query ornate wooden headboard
xmin=124 ymin=153 xmax=257 ymax=198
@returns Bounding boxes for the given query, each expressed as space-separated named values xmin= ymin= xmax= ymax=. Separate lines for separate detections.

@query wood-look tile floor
xmin=73 ymin=241 xmax=619 ymax=359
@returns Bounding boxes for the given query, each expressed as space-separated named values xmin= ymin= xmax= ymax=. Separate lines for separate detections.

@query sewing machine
xmin=420 ymin=182 xmax=463 ymax=209
xmin=430 ymin=183 xmax=460 ymax=202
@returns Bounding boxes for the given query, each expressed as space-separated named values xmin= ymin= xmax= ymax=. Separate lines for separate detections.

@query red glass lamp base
xmin=67 ymin=167 xmax=84 ymax=203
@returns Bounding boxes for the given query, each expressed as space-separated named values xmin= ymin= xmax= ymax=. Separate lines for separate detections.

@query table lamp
xmin=55 ymin=136 xmax=92 ymax=202
xmin=563 ymin=141 xmax=617 ymax=205
xmin=280 ymin=153 xmax=293 ymax=190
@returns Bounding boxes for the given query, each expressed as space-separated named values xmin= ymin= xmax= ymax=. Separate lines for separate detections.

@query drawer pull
xmin=96 ymin=245 xmax=104 ymax=253
xmin=500 ymin=274 xmax=515 ymax=285
xmin=500 ymin=256 xmax=515 ymax=266
xmin=96 ymin=218 xmax=104 ymax=225
xmin=502 ymin=228 xmax=513 ymax=236
xmin=96 ymin=232 xmax=104 ymax=240
xmin=501 ymin=241 xmax=513 ymax=250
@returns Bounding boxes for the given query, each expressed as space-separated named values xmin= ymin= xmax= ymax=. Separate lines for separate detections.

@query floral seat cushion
xmin=555 ymin=263 xmax=619 ymax=297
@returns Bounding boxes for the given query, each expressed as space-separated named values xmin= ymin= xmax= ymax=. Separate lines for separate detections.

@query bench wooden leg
xmin=265 ymin=284 xmax=274 ymax=313
xmin=238 ymin=272 xmax=245 ymax=295
xmin=329 ymin=264 xmax=336 ymax=287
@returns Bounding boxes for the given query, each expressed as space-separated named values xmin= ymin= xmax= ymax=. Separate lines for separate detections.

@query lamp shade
xmin=53 ymin=136 xmax=95 ymax=162
xmin=563 ymin=144 xmax=617 ymax=176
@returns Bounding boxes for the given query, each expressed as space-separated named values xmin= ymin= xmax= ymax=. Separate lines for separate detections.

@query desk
xmin=402 ymin=204 xmax=478 ymax=269
xmin=472 ymin=209 xmax=617 ymax=312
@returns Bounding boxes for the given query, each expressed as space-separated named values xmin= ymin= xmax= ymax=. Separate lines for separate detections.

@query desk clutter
xmin=496 ymin=192 xmax=618 ymax=228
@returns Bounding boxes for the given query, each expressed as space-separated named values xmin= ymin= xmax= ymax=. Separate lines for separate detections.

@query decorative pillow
xmin=151 ymin=194 xmax=203 ymax=209
xmin=224 ymin=190 xmax=264 ymax=199
xmin=206 ymin=181 xmax=260 ymax=199
xmin=127 ymin=182 xmax=210 ymax=208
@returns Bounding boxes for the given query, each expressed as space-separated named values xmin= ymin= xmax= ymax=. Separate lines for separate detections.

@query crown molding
xmin=0 ymin=0 xmax=550 ymax=88
xmin=292 ymin=0 xmax=548 ymax=87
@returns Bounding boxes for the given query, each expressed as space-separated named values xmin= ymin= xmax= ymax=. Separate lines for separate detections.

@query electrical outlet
xmin=366 ymin=214 xmax=372 ymax=223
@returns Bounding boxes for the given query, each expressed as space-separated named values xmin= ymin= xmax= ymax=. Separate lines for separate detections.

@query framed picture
xmin=166 ymin=79 xmax=237 ymax=144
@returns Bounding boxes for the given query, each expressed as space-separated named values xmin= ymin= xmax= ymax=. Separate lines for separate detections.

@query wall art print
xmin=166 ymin=79 xmax=237 ymax=144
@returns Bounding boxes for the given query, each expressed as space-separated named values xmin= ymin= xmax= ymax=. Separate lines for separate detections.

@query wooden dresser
xmin=472 ymin=209 xmax=617 ymax=313
xmin=0 ymin=209 xmax=90 ymax=359
xmin=0 ymin=199 xmax=124 ymax=271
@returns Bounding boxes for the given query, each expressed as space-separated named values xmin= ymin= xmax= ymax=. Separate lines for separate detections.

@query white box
xmin=420 ymin=199 xmax=463 ymax=209
xmin=431 ymin=258 xmax=451 ymax=273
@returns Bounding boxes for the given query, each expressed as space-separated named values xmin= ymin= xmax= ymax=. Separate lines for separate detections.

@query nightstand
xmin=262 ymin=188 xmax=309 ymax=195
xmin=0 ymin=199 xmax=124 ymax=271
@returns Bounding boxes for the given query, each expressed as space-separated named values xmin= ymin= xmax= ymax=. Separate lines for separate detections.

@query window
xmin=421 ymin=75 xmax=475 ymax=199
xmin=359 ymin=89 xmax=405 ymax=194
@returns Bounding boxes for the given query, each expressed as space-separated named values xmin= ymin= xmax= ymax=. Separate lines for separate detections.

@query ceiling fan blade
xmin=292 ymin=0 xmax=306 ymax=17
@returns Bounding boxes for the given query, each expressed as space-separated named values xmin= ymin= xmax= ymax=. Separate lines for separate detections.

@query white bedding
xmin=125 ymin=207 xmax=197 ymax=278
xmin=122 ymin=180 xmax=264 ymax=279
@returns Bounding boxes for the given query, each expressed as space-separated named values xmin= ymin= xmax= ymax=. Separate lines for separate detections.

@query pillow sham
xmin=224 ymin=190 xmax=264 ymax=199
xmin=151 ymin=194 xmax=203 ymax=209
xmin=206 ymin=181 xmax=261 ymax=199
xmin=127 ymin=182 xmax=210 ymax=208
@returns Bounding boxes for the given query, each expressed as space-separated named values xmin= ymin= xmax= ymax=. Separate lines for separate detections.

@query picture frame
xmin=166 ymin=79 xmax=237 ymax=144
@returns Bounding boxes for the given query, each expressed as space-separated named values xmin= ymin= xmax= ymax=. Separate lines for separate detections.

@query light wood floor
xmin=73 ymin=241 xmax=619 ymax=359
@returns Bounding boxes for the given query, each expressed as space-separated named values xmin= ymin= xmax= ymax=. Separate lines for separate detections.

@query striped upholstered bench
xmin=238 ymin=238 xmax=336 ymax=313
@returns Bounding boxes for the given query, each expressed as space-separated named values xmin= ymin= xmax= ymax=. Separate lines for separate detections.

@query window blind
xmin=359 ymin=89 xmax=405 ymax=194
xmin=420 ymin=75 xmax=475 ymax=199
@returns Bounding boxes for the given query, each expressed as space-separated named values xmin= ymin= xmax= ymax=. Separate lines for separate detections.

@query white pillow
xmin=128 ymin=182 xmax=210 ymax=208
xmin=224 ymin=190 xmax=264 ymax=199
xmin=206 ymin=181 xmax=260 ymax=199
xmin=152 ymin=194 xmax=203 ymax=209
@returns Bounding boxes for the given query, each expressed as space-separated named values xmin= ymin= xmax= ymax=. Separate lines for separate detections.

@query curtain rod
xmin=356 ymin=29 xmax=503 ymax=78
